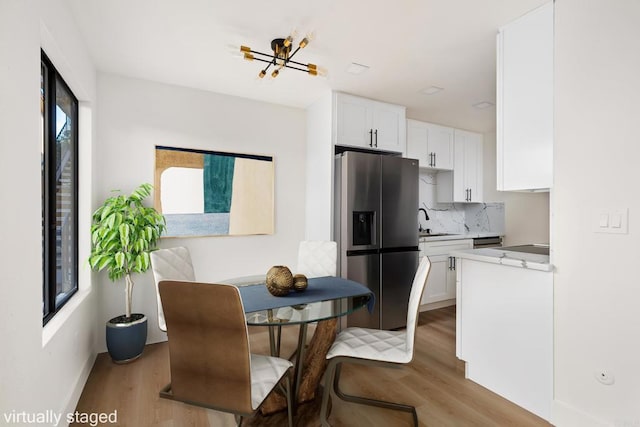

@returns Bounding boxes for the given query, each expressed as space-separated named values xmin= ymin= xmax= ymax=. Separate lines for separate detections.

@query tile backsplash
xmin=418 ymin=171 xmax=504 ymax=235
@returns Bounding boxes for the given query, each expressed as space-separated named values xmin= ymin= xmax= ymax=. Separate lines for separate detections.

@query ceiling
xmin=66 ymin=0 xmax=549 ymax=133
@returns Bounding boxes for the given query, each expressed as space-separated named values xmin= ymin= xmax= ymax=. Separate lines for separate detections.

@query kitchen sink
xmin=419 ymin=232 xmax=458 ymax=237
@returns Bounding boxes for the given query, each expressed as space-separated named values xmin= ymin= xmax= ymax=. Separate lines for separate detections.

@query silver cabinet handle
xmin=429 ymin=153 xmax=433 ymax=167
xmin=369 ymin=129 xmax=373 ymax=147
xmin=448 ymin=256 xmax=452 ymax=270
xmin=374 ymin=129 xmax=378 ymax=147
xmin=469 ymin=188 xmax=472 ymax=202
xmin=453 ymin=257 xmax=456 ymax=270
xmin=434 ymin=152 xmax=437 ymax=167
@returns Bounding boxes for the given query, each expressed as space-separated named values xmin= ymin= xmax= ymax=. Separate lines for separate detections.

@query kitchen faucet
xmin=418 ymin=208 xmax=430 ymax=233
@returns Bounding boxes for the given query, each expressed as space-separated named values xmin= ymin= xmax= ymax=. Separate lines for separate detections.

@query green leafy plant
xmin=89 ymin=183 xmax=166 ymax=320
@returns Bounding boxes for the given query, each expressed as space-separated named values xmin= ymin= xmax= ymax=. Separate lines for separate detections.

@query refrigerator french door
xmin=334 ymin=151 xmax=419 ymax=330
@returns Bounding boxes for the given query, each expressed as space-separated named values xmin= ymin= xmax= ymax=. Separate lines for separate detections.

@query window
xmin=42 ymin=51 xmax=79 ymax=325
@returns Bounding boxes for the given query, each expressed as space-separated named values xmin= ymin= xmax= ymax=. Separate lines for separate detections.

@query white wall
xmin=0 ymin=0 xmax=98 ymax=423
xmin=483 ymin=131 xmax=550 ymax=246
xmin=96 ymin=74 xmax=306 ymax=349
xmin=553 ymin=0 xmax=640 ymax=425
xmin=305 ymin=91 xmax=333 ymax=240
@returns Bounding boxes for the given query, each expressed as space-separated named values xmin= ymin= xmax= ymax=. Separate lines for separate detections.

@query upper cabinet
xmin=334 ymin=92 xmax=406 ymax=153
xmin=497 ymin=2 xmax=553 ymax=191
xmin=406 ymin=119 xmax=454 ymax=170
xmin=437 ymin=130 xmax=484 ymax=203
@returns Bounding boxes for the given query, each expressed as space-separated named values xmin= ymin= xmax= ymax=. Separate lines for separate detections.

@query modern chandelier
xmin=240 ymin=35 xmax=319 ymax=79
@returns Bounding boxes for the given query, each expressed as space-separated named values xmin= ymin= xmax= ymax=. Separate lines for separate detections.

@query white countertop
xmin=450 ymin=247 xmax=553 ymax=272
xmin=419 ymin=231 xmax=502 ymax=242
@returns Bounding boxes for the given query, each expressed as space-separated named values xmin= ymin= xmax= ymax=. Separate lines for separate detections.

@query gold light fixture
xmin=240 ymin=34 xmax=319 ymax=79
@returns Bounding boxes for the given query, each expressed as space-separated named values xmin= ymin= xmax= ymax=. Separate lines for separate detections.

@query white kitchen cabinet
xmin=497 ymin=2 xmax=553 ymax=191
xmin=419 ymin=239 xmax=473 ymax=309
xmin=456 ymin=257 xmax=553 ymax=421
xmin=334 ymin=92 xmax=406 ymax=153
xmin=436 ymin=130 xmax=483 ymax=203
xmin=406 ymin=119 xmax=454 ymax=170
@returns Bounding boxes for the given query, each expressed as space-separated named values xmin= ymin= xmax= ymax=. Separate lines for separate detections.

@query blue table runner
xmin=238 ymin=276 xmax=375 ymax=314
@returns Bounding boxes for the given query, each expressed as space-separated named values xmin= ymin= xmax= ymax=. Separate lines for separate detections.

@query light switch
xmin=611 ymin=214 xmax=622 ymax=228
xmin=595 ymin=208 xmax=629 ymax=234
xmin=599 ymin=214 xmax=609 ymax=228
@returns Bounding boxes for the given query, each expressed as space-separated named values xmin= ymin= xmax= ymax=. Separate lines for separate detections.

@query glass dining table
xmin=222 ymin=274 xmax=373 ymax=408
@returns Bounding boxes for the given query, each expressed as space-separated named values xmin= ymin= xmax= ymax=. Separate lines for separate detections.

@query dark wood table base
xmin=251 ymin=318 xmax=338 ymax=422
xmin=245 ymin=385 xmax=331 ymax=427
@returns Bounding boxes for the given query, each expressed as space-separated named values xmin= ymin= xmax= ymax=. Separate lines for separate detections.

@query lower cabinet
xmin=419 ymin=239 xmax=473 ymax=309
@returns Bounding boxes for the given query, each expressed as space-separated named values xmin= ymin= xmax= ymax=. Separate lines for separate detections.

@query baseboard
xmin=62 ymin=351 xmax=97 ymax=421
xmin=552 ymin=399 xmax=608 ymax=427
xmin=419 ymin=299 xmax=455 ymax=312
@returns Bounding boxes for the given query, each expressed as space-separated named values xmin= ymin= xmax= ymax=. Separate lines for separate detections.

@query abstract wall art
xmin=155 ymin=145 xmax=274 ymax=237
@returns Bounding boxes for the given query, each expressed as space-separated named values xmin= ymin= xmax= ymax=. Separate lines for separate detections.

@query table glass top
xmin=244 ymin=295 xmax=371 ymax=326
xmin=222 ymin=275 xmax=372 ymax=326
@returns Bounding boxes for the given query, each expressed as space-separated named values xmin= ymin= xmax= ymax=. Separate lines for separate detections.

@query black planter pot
xmin=106 ymin=313 xmax=148 ymax=364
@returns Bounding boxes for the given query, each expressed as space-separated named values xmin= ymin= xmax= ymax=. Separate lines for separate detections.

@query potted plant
xmin=89 ymin=183 xmax=166 ymax=363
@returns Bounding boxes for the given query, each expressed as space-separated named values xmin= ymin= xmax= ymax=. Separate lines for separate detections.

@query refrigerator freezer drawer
xmin=381 ymin=251 xmax=419 ymax=330
xmin=345 ymin=252 xmax=381 ymax=329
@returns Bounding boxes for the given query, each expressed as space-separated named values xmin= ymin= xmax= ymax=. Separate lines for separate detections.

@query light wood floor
xmin=74 ymin=306 xmax=551 ymax=426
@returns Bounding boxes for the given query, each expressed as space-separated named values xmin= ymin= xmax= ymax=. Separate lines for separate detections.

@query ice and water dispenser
xmin=352 ymin=211 xmax=375 ymax=246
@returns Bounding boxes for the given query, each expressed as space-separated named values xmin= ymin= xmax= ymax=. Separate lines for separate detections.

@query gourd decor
xmin=293 ymin=274 xmax=308 ymax=292
xmin=266 ymin=265 xmax=294 ymax=296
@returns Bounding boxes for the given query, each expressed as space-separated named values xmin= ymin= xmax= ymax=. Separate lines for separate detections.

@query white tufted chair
xmin=320 ymin=256 xmax=432 ymax=427
xmin=296 ymin=240 xmax=337 ymax=278
xmin=150 ymin=247 xmax=196 ymax=332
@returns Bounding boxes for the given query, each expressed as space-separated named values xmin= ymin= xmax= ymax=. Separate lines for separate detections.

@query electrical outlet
xmin=594 ymin=371 xmax=615 ymax=385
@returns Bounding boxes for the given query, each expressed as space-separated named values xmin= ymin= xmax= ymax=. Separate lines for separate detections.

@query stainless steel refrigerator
xmin=334 ymin=151 xmax=419 ymax=330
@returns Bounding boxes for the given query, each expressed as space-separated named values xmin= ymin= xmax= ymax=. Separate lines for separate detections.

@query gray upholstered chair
xmin=159 ymin=280 xmax=293 ymax=427
xmin=320 ymin=256 xmax=432 ymax=427
xmin=296 ymin=240 xmax=337 ymax=278
xmin=150 ymin=246 xmax=195 ymax=332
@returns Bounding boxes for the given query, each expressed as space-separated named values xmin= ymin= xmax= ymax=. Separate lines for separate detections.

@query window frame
xmin=42 ymin=50 xmax=79 ymax=325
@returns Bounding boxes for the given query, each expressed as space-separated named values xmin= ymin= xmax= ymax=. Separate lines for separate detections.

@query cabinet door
xmin=497 ymin=3 xmax=553 ymax=191
xmin=446 ymin=257 xmax=457 ymax=299
xmin=421 ymin=254 xmax=449 ymax=304
xmin=406 ymin=120 xmax=429 ymax=166
xmin=407 ymin=120 xmax=453 ymax=170
xmin=372 ymin=102 xmax=405 ymax=153
xmin=444 ymin=129 xmax=483 ymax=203
xmin=460 ymin=130 xmax=483 ymax=202
xmin=420 ymin=240 xmax=473 ymax=306
xmin=427 ymin=123 xmax=454 ymax=170
xmin=335 ymin=94 xmax=373 ymax=148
